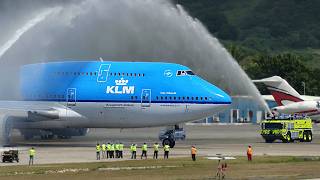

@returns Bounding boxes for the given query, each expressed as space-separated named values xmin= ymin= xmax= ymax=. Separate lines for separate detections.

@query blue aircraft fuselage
xmin=19 ymin=61 xmax=231 ymax=128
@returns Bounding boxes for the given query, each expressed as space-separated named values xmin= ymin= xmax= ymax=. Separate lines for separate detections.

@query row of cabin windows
xmin=131 ymin=96 xmax=209 ymax=101
xmin=156 ymin=96 xmax=209 ymax=101
xmin=109 ymin=72 xmax=145 ymax=77
xmin=53 ymin=72 xmax=145 ymax=77
xmin=28 ymin=94 xmax=65 ymax=99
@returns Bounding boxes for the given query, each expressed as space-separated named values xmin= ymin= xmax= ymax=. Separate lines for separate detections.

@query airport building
xmin=196 ymin=96 xmax=267 ymax=124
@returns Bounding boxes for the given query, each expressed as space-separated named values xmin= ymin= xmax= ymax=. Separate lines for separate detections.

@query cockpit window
xmin=176 ymin=70 xmax=195 ymax=76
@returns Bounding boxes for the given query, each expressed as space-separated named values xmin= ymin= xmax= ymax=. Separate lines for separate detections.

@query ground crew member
xmin=96 ymin=143 xmax=101 ymax=160
xmin=247 ymin=145 xmax=253 ymax=161
xmin=28 ymin=147 xmax=36 ymax=165
xmin=153 ymin=142 xmax=159 ymax=159
xmin=101 ymin=143 xmax=107 ymax=159
xmin=107 ymin=142 xmax=111 ymax=159
xmin=115 ymin=142 xmax=119 ymax=158
xmin=191 ymin=145 xmax=197 ymax=161
xmin=130 ymin=144 xmax=137 ymax=159
xmin=141 ymin=142 xmax=148 ymax=159
xmin=110 ymin=143 xmax=115 ymax=158
xmin=119 ymin=142 xmax=124 ymax=158
xmin=164 ymin=144 xmax=170 ymax=159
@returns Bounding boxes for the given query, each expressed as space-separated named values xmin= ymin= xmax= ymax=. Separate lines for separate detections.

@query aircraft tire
xmin=169 ymin=139 xmax=175 ymax=148
xmin=162 ymin=138 xmax=171 ymax=147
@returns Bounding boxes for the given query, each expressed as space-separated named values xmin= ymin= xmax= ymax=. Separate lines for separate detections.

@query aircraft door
xmin=141 ymin=89 xmax=151 ymax=108
xmin=67 ymin=88 xmax=77 ymax=106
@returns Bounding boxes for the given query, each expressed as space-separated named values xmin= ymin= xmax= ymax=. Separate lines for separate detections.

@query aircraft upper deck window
xmin=176 ymin=70 xmax=195 ymax=76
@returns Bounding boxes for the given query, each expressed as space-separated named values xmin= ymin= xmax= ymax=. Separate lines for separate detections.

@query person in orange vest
xmin=247 ymin=145 xmax=253 ymax=161
xmin=191 ymin=145 xmax=197 ymax=161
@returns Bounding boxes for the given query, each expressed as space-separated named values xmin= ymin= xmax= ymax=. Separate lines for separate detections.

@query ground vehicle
xmin=159 ymin=127 xmax=186 ymax=147
xmin=261 ymin=117 xmax=312 ymax=143
xmin=2 ymin=150 xmax=19 ymax=163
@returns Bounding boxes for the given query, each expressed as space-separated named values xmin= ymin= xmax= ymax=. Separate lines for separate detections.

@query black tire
xmin=162 ymin=138 xmax=175 ymax=148
xmin=265 ymin=139 xmax=274 ymax=143
xmin=169 ymin=140 xmax=175 ymax=148
xmin=282 ymin=132 xmax=292 ymax=143
xmin=162 ymin=138 xmax=171 ymax=147
xmin=306 ymin=131 xmax=313 ymax=142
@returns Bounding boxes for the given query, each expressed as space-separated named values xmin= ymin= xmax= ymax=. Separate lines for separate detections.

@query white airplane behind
xmin=253 ymin=76 xmax=320 ymax=120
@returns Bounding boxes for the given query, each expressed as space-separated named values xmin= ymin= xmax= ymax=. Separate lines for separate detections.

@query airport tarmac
xmin=2 ymin=124 xmax=320 ymax=166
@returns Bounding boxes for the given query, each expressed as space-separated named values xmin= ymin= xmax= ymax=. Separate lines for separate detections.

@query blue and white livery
xmin=0 ymin=61 xmax=231 ymax=145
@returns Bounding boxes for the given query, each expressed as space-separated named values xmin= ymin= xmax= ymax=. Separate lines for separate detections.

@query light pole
xmin=302 ymin=82 xmax=306 ymax=95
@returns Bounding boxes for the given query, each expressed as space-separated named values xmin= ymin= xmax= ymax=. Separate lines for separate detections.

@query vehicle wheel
xmin=306 ymin=132 xmax=312 ymax=142
xmin=162 ymin=138 xmax=171 ymax=147
xmin=265 ymin=139 xmax=274 ymax=143
xmin=283 ymin=133 xmax=292 ymax=143
xmin=303 ymin=132 xmax=307 ymax=142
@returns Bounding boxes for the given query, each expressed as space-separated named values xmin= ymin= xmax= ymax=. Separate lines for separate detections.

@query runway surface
xmin=1 ymin=124 xmax=320 ymax=166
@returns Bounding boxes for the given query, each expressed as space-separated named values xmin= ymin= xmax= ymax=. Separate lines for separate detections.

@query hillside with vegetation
xmin=175 ymin=0 xmax=320 ymax=95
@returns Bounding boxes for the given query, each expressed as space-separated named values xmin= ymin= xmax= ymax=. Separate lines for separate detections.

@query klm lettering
xmin=106 ymin=86 xmax=135 ymax=94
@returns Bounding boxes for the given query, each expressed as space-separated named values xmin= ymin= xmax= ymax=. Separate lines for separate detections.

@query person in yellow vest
xmin=96 ymin=143 xmax=101 ymax=160
xmin=28 ymin=147 xmax=36 ymax=165
xmin=130 ymin=144 xmax=137 ymax=159
xmin=107 ymin=142 xmax=111 ymax=159
xmin=247 ymin=145 xmax=253 ymax=161
xmin=191 ymin=145 xmax=197 ymax=161
xmin=141 ymin=143 xmax=148 ymax=159
xmin=119 ymin=142 xmax=124 ymax=158
xmin=110 ymin=143 xmax=115 ymax=158
xmin=101 ymin=143 xmax=107 ymax=159
xmin=153 ymin=142 xmax=159 ymax=159
xmin=164 ymin=144 xmax=170 ymax=159
xmin=115 ymin=143 xmax=120 ymax=158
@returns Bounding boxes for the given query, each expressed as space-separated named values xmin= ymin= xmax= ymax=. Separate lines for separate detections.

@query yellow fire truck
xmin=260 ymin=117 xmax=312 ymax=143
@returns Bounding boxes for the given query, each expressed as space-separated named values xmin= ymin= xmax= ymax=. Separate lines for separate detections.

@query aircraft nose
xmin=212 ymin=87 xmax=232 ymax=105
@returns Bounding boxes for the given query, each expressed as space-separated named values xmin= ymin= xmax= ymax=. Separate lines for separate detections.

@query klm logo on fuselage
xmin=106 ymin=78 xmax=135 ymax=94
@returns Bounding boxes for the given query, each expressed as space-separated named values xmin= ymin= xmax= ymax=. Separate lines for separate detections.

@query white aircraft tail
xmin=253 ymin=76 xmax=303 ymax=106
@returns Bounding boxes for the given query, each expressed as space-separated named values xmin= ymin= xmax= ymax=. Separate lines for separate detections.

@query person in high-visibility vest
xmin=115 ymin=143 xmax=120 ymax=158
xmin=247 ymin=145 xmax=253 ymax=161
xmin=96 ymin=143 xmax=101 ymax=160
xmin=164 ymin=144 xmax=170 ymax=159
xmin=107 ymin=142 xmax=111 ymax=159
xmin=101 ymin=143 xmax=107 ymax=159
xmin=28 ymin=147 xmax=36 ymax=165
xmin=130 ymin=144 xmax=137 ymax=159
xmin=110 ymin=143 xmax=115 ymax=158
xmin=119 ymin=142 xmax=124 ymax=158
xmin=153 ymin=142 xmax=159 ymax=159
xmin=191 ymin=145 xmax=197 ymax=161
xmin=141 ymin=143 xmax=148 ymax=159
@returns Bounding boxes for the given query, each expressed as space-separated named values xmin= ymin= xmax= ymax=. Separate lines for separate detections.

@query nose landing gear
xmin=159 ymin=125 xmax=186 ymax=148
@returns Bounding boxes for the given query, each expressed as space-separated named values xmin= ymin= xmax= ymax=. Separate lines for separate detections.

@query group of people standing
xmin=96 ymin=142 xmax=124 ymax=160
xmin=130 ymin=142 xmax=170 ymax=160
xmin=96 ymin=142 xmax=171 ymax=160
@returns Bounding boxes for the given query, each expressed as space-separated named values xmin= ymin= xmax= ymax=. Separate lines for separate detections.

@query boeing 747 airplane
xmin=0 ymin=61 xmax=231 ymax=147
